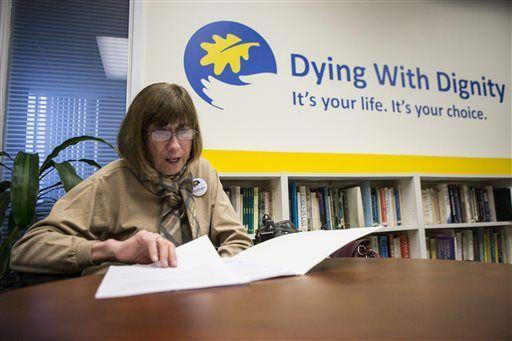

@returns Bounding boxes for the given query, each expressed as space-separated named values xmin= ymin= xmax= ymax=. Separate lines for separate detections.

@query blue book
xmin=394 ymin=188 xmax=402 ymax=225
xmin=246 ymin=188 xmax=254 ymax=234
xmin=475 ymin=228 xmax=484 ymax=262
xmin=448 ymin=185 xmax=459 ymax=223
xmin=290 ymin=182 xmax=298 ymax=229
xmin=371 ymin=188 xmax=380 ymax=225
xmin=242 ymin=188 xmax=249 ymax=232
xmin=378 ymin=235 xmax=388 ymax=258
xmin=338 ymin=189 xmax=346 ymax=228
xmin=435 ymin=236 xmax=455 ymax=260
xmin=322 ymin=186 xmax=332 ymax=229
xmin=482 ymin=191 xmax=491 ymax=222
xmin=488 ymin=229 xmax=495 ymax=263
xmin=360 ymin=181 xmax=373 ymax=227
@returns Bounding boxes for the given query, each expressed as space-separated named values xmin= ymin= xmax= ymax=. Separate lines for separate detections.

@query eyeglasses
xmin=147 ymin=128 xmax=196 ymax=142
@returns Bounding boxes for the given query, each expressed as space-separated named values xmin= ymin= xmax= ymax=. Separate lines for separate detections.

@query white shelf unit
xmin=219 ymin=174 xmax=286 ymax=234
xmin=420 ymin=175 xmax=512 ymax=263
xmin=426 ymin=222 xmax=512 ymax=230
xmin=220 ymin=173 xmax=512 ymax=263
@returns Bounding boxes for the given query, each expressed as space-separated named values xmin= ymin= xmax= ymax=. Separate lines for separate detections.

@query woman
xmin=10 ymin=83 xmax=252 ymax=275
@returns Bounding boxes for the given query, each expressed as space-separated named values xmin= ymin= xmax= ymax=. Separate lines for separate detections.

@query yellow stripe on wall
xmin=202 ymin=150 xmax=512 ymax=176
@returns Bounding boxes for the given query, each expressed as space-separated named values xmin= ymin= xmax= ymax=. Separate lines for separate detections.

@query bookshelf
xmin=220 ymin=173 xmax=512 ymax=264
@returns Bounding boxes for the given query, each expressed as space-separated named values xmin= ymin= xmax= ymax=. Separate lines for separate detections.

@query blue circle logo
xmin=184 ymin=21 xmax=277 ymax=109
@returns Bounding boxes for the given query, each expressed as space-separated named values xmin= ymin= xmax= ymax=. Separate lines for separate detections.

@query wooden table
xmin=1 ymin=258 xmax=511 ymax=339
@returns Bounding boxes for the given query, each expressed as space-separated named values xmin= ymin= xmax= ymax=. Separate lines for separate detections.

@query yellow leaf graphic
xmin=200 ymin=33 xmax=260 ymax=75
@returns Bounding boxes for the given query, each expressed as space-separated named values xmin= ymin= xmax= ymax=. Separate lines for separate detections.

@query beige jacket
xmin=10 ymin=158 xmax=252 ymax=275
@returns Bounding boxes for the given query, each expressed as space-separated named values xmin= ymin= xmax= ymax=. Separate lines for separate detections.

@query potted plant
xmin=0 ymin=136 xmax=116 ymax=288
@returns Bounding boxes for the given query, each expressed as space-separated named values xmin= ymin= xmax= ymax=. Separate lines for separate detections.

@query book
xmin=290 ymin=182 xmax=298 ymax=228
xmin=328 ymin=188 xmax=338 ymax=229
xmin=431 ymin=188 xmax=441 ymax=224
xmin=399 ymin=234 xmax=410 ymax=258
xmin=489 ymin=229 xmax=496 ymax=263
xmin=386 ymin=188 xmax=396 ymax=226
xmin=493 ymin=188 xmax=512 ymax=221
xmin=311 ymin=192 xmax=321 ymax=231
xmin=482 ymin=191 xmax=491 ymax=222
xmin=249 ymin=188 xmax=254 ymax=233
xmin=334 ymin=188 xmax=346 ymax=229
xmin=378 ymin=235 xmax=388 ymax=258
xmin=461 ymin=185 xmax=473 ymax=223
xmin=379 ymin=187 xmax=388 ymax=226
xmin=502 ymin=228 xmax=512 ymax=263
xmin=475 ymin=228 xmax=484 ymax=262
xmin=435 ymin=236 xmax=455 ymax=260
xmin=342 ymin=186 xmax=365 ymax=228
xmin=483 ymin=229 xmax=491 ymax=263
xmin=394 ymin=188 xmax=402 ymax=226
xmin=229 ymin=185 xmax=242 ymax=223
xmin=462 ymin=230 xmax=474 ymax=261
xmin=299 ymin=186 xmax=308 ymax=232
xmin=429 ymin=237 xmax=436 ymax=259
xmin=387 ymin=234 xmax=395 ymax=258
xmin=322 ymin=186 xmax=332 ymax=229
xmin=369 ymin=235 xmax=379 ymax=254
xmin=360 ymin=181 xmax=373 ymax=227
xmin=253 ymin=186 xmax=259 ymax=230
xmin=371 ymin=187 xmax=380 ymax=226
xmin=475 ymin=188 xmax=484 ymax=222
xmin=485 ymin=186 xmax=497 ymax=222
xmin=393 ymin=236 xmax=401 ymax=259
xmin=436 ymin=184 xmax=452 ymax=224
xmin=455 ymin=232 xmax=463 ymax=261
xmin=306 ymin=187 xmax=313 ymax=230
xmin=422 ymin=188 xmax=434 ymax=225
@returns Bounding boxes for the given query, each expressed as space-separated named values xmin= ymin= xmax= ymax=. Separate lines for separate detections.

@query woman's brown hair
xmin=118 ymin=83 xmax=203 ymax=178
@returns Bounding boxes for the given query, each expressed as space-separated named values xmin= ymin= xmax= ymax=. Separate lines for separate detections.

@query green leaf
xmin=7 ymin=208 xmax=16 ymax=233
xmin=66 ymin=158 xmax=102 ymax=170
xmin=0 ymin=151 xmax=14 ymax=162
xmin=0 ymin=162 xmax=12 ymax=171
xmin=0 ymin=222 xmax=19 ymax=279
xmin=11 ymin=152 xmax=39 ymax=229
xmin=0 ymin=191 xmax=10 ymax=226
xmin=40 ymin=136 xmax=116 ymax=175
xmin=54 ymin=162 xmax=83 ymax=192
xmin=0 ymin=181 xmax=11 ymax=193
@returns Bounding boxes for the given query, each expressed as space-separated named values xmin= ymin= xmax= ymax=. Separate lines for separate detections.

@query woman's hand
xmin=92 ymin=230 xmax=177 ymax=267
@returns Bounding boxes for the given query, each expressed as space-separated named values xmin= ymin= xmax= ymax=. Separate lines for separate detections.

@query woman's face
xmin=146 ymin=123 xmax=192 ymax=176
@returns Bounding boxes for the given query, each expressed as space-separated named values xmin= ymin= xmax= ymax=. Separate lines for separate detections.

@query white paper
xmin=232 ymin=227 xmax=382 ymax=275
xmin=95 ymin=236 xmax=245 ymax=299
xmin=222 ymin=257 xmax=296 ymax=282
xmin=95 ymin=227 xmax=381 ymax=299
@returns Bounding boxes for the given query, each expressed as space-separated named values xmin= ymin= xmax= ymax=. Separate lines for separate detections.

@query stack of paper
xmin=95 ymin=227 xmax=381 ymax=299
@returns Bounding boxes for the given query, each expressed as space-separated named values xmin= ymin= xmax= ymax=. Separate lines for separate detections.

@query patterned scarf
xmin=133 ymin=165 xmax=200 ymax=246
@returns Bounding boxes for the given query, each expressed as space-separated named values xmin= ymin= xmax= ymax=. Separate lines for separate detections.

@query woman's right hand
xmin=92 ymin=230 xmax=177 ymax=267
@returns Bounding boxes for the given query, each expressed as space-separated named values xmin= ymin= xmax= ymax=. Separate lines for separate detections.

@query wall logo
xmin=184 ymin=21 xmax=277 ymax=109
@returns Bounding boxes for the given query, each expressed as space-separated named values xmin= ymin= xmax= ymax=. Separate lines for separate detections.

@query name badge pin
xmin=192 ymin=178 xmax=207 ymax=197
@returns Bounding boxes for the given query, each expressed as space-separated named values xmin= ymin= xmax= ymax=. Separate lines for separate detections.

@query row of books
xmin=426 ymin=228 xmax=511 ymax=263
xmin=289 ymin=182 xmax=403 ymax=231
xmin=422 ymin=185 xmax=512 ymax=225
xmin=224 ymin=186 xmax=273 ymax=234
xmin=368 ymin=233 xmax=410 ymax=258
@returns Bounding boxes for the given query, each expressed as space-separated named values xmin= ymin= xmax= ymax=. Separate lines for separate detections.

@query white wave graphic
xmin=201 ymin=73 xmax=277 ymax=110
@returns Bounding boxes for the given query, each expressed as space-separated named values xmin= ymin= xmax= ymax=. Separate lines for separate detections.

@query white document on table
xmin=95 ymin=227 xmax=381 ymax=299
xmin=95 ymin=236 xmax=245 ymax=299
xmin=223 ymin=227 xmax=385 ymax=282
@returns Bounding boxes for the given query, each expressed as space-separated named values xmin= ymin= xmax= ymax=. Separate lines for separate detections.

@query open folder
xmin=95 ymin=227 xmax=381 ymax=299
